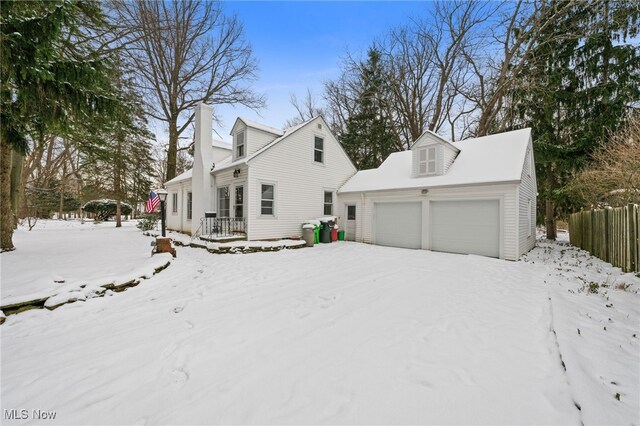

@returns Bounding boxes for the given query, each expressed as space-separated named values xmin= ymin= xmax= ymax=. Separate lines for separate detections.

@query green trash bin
xmin=338 ymin=230 xmax=345 ymax=241
xmin=314 ymin=226 xmax=320 ymax=244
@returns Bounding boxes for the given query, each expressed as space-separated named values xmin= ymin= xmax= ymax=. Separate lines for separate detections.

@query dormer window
xmin=418 ymin=146 xmax=437 ymax=176
xmin=427 ymin=147 xmax=437 ymax=174
xmin=235 ymin=130 xmax=245 ymax=158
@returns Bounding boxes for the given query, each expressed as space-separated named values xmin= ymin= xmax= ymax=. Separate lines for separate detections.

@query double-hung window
xmin=186 ymin=192 xmax=192 ymax=220
xmin=314 ymin=137 xmax=324 ymax=163
xmin=261 ymin=184 xmax=275 ymax=216
xmin=218 ymin=187 xmax=230 ymax=217
xmin=323 ymin=191 xmax=333 ymax=215
xmin=236 ymin=131 xmax=245 ymax=159
xmin=172 ymin=193 xmax=178 ymax=213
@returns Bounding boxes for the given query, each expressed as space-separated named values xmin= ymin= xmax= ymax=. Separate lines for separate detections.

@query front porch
xmin=199 ymin=216 xmax=247 ymax=242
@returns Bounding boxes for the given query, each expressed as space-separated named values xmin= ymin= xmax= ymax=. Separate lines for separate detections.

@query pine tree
xmin=340 ymin=49 xmax=400 ymax=170
xmin=0 ymin=1 xmax=119 ymax=250
xmin=511 ymin=0 xmax=639 ymax=239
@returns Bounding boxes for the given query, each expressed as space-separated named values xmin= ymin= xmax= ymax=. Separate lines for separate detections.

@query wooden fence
xmin=568 ymin=204 xmax=639 ymax=273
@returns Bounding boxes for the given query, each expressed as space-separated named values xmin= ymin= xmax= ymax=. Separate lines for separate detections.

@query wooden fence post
xmin=630 ymin=203 xmax=637 ymax=273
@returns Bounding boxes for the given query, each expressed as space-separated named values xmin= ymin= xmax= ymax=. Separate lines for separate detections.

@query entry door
xmin=346 ymin=205 xmax=356 ymax=241
xmin=234 ymin=185 xmax=244 ymax=218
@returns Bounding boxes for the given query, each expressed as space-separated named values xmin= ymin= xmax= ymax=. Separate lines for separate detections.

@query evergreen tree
xmin=0 ymin=0 xmax=119 ymax=250
xmin=340 ymin=49 xmax=400 ymax=170
xmin=512 ymin=0 xmax=639 ymax=239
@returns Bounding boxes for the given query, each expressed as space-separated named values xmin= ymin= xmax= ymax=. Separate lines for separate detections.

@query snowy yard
xmin=1 ymin=220 xmax=171 ymax=308
xmin=1 ymin=222 xmax=638 ymax=425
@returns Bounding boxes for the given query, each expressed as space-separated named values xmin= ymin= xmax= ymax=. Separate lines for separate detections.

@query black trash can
xmin=320 ymin=221 xmax=332 ymax=243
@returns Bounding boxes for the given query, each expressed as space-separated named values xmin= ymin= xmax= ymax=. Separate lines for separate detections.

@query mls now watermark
xmin=4 ymin=409 xmax=57 ymax=420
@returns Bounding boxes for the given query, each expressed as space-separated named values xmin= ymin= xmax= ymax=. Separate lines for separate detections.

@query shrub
xmin=83 ymin=199 xmax=133 ymax=221
xmin=137 ymin=213 xmax=159 ymax=231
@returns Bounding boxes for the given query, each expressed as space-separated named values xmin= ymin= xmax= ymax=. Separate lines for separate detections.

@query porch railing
xmin=200 ymin=217 xmax=246 ymax=239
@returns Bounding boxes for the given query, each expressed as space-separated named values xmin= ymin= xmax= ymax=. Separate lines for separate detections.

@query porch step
xmin=200 ymin=235 xmax=247 ymax=243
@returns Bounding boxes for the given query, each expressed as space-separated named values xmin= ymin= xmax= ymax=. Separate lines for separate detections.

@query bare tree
xmin=115 ymin=0 xmax=265 ymax=181
xmin=284 ymin=88 xmax=326 ymax=128
xmin=573 ymin=114 xmax=640 ymax=207
xmin=459 ymin=0 xmax=577 ymax=136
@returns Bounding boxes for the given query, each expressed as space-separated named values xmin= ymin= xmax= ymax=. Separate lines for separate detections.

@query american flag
xmin=145 ymin=191 xmax=160 ymax=213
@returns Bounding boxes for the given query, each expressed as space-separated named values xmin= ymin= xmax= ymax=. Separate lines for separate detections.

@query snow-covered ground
xmin=1 ymin=223 xmax=638 ymax=425
xmin=1 ymin=220 xmax=170 ymax=307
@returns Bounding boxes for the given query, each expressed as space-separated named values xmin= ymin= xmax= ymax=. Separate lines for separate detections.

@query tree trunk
xmin=58 ymin=161 xmax=67 ymax=220
xmin=115 ymin=137 xmax=122 ymax=228
xmin=10 ymin=150 xmax=23 ymax=227
xmin=1 ymin=138 xmax=16 ymax=251
xmin=166 ymin=116 xmax=178 ymax=182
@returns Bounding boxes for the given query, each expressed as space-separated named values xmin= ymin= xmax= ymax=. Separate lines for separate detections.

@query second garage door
xmin=430 ymin=199 xmax=500 ymax=258
xmin=374 ymin=202 xmax=422 ymax=249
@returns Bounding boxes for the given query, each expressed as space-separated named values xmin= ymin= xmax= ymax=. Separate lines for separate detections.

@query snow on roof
xmin=339 ymin=128 xmax=531 ymax=193
xmin=214 ymin=117 xmax=318 ymax=173
xmin=165 ymin=168 xmax=192 ymax=186
xmin=233 ymin=117 xmax=284 ymax=136
xmin=212 ymin=139 xmax=231 ymax=150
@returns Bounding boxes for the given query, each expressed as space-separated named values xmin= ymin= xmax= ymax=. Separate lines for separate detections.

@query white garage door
xmin=374 ymin=202 xmax=422 ymax=249
xmin=430 ymin=200 xmax=500 ymax=258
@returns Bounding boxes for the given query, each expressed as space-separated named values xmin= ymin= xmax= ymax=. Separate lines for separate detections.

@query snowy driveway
xmin=2 ymin=239 xmax=638 ymax=424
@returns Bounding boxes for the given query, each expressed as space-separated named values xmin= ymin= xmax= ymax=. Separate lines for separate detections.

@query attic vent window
xmin=418 ymin=146 xmax=438 ymax=176
xmin=317 ymin=123 xmax=322 ymax=130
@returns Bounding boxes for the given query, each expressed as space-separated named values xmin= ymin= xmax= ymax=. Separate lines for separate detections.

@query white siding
xmin=165 ymin=180 xmax=192 ymax=234
xmin=338 ymin=183 xmax=520 ymax=260
xmin=231 ymin=124 xmax=279 ymax=161
xmin=211 ymin=146 xmax=231 ymax=164
xmin=212 ymin=167 xmax=247 ymax=218
xmin=411 ymin=141 xmax=459 ymax=177
xmin=246 ymin=117 xmax=357 ymax=240
xmin=443 ymin=146 xmax=458 ymax=174
xmin=517 ymin=138 xmax=537 ymax=257
xmin=246 ymin=127 xmax=279 ymax=158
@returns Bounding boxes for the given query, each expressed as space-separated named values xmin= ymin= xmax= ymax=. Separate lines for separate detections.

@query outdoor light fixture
xmin=233 ymin=169 xmax=241 ymax=178
xmin=421 ymin=189 xmax=429 ymax=195
xmin=156 ymin=188 xmax=168 ymax=237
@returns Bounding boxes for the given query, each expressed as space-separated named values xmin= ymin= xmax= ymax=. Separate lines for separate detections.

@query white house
xmin=337 ymin=129 xmax=537 ymax=260
xmin=164 ymin=104 xmax=357 ymax=240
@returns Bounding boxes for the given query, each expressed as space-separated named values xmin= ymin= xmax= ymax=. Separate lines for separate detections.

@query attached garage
xmin=374 ymin=202 xmax=422 ymax=249
xmin=430 ymin=199 xmax=500 ymax=258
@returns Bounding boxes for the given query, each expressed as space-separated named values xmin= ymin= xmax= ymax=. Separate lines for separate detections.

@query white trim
xmin=313 ymin=135 xmax=324 ymax=164
xmin=217 ymin=185 xmax=230 ymax=218
xmin=186 ymin=191 xmax=193 ymax=221
xmin=171 ymin=192 xmax=178 ymax=214
xmin=426 ymin=195 xmax=504 ymax=259
xmin=322 ymin=188 xmax=335 ymax=216
xmin=234 ymin=130 xmax=246 ymax=160
xmin=258 ymin=180 xmax=277 ymax=218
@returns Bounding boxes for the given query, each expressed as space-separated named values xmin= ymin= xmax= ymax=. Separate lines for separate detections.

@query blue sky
xmin=207 ymin=1 xmax=434 ymax=143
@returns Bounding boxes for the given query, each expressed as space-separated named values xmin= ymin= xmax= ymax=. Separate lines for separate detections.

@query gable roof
xmin=410 ymin=129 xmax=460 ymax=153
xmin=212 ymin=139 xmax=232 ymax=150
xmin=165 ymin=168 xmax=192 ymax=186
xmin=230 ymin=117 xmax=284 ymax=137
xmin=213 ymin=117 xmax=318 ymax=173
xmin=339 ymin=128 xmax=532 ymax=193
